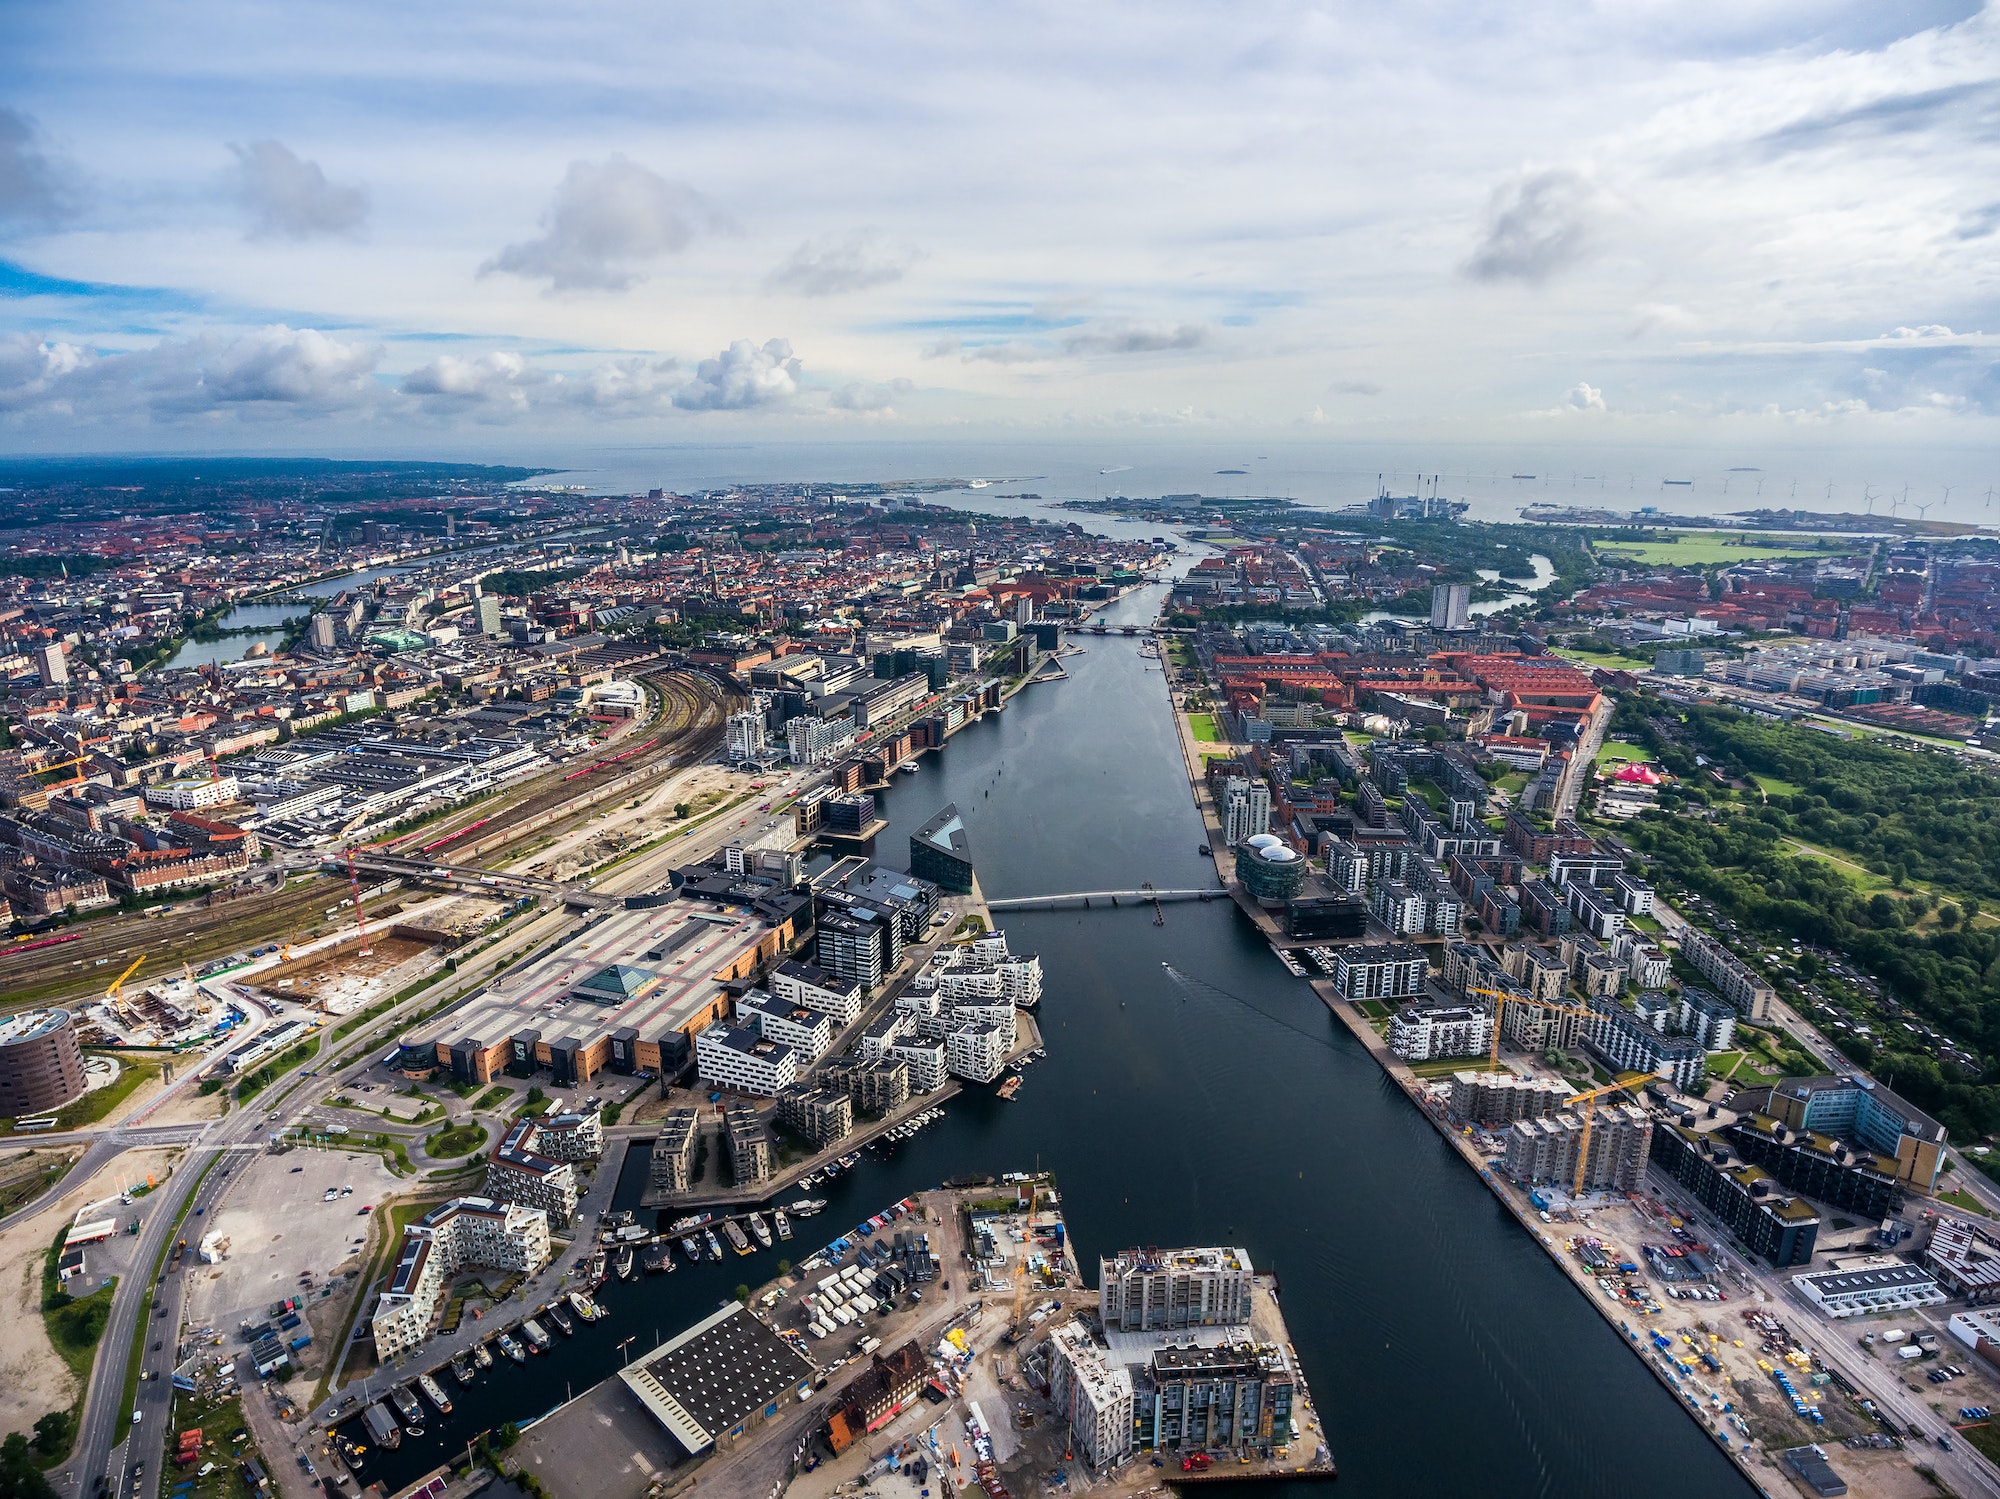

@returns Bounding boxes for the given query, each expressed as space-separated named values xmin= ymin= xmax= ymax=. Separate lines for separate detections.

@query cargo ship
xmin=723 ymin=1219 xmax=753 ymax=1255
xmin=416 ymin=1373 xmax=453 ymax=1416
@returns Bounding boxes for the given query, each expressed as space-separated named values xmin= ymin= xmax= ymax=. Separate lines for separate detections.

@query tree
xmin=0 ymin=1432 xmax=57 ymax=1499
xmin=776 ymin=1259 xmax=791 ymax=1277
xmin=735 ymin=1283 xmax=751 ymax=1304
xmin=30 ymin=1411 xmax=71 ymax=1457
xmin=674 ymin=803 xmax=692 ymax=820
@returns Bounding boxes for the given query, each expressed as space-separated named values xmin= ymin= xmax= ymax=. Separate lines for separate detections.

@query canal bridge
xmin=986 ymin=887 xmax=1222 ymax=911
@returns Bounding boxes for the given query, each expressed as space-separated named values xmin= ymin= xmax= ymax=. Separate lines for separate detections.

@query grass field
xmin=1188 ymin=713 xmax=1221 ymax=742
xmin=1752 ymin=772 xmax=1801 ymax=798
xmin=1351 ymin=999 xmax=1394 ymax=1020
xmin=1592 ymin=534 xmax=1831 ymax=566
xmin=0 ymin=1056 xmax=161 ymax=1137
xmin=424 ymin=1122 xmax=488 ymax=1159
xmin=1555 ymin=647 xmax=1655 ymax=673
xmin=1595 ymin=739 xmax=1652 ymax=765
xmin=1941 ymin=1188 xmax=1991 ymax=1218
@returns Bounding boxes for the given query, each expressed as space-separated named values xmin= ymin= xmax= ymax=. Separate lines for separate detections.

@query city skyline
xmin=1 ymin=2 xmax=1997 ymax=457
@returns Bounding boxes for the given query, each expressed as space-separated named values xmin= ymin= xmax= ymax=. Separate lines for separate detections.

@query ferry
xmin=788 ymin=1198 xmax=828 ymax=1217
xmin=704 ymin=1229 xmax=725 ymax=1260
xmin=997 ymin=1075 xmax=1022 ymax=1101
xmin=680 ymin=1236 xmax=702 ymax=1261
xmin=615 ymin=1246 xmax=635 ymax=1280
xmin=416 ymin=1373 xmax=453 ymax=1416
xmin=450 ymin=1353 xmax=475 ymax=1387
xmin=724 ymin=1219 xmax=753 ymax=1255
xmin=546 ymin=1302 xmax=575 ymax=1336
xmin=390 ymin=1385 xmax=424 ymax=1427
xmin=498 ymin=1332 xmax=526 ymax=1363
xmin=748 ymin=1213 xmax=774 ymax=1249
xmin=473 ymin=1340 xmax=494 ymax=1371
xmin=773 ymin=1210 xmax=793 ymax=1241
xmin=361 ymin=1403 xmax=402 ymax=1451
xmin=520 ymin=1318 xmax=552 ymax=1353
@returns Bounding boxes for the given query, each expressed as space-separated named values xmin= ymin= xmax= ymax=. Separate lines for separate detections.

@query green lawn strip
xmin=1594 ymin=739 xmax=1652 ymax=765
xmin=471 ymin=1086 xmax=511 ymax=1111
xmin=1188 ymin=713 xmax=1221 ymax=743
xmin=233 ymin=1040 xmax=320 ymax=1102
xmin=0 ymin=1057 xmax=163 ymax=1138
xmin=1940 ymin=1188 xmax=1991 ymax=1218
xmin=35 ymin=1251 xmax=118 ymax=1467
xmin=1592 ymin=535 xmax=1827 ymax=566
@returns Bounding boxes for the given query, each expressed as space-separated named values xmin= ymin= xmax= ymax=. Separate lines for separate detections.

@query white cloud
xmin=482 ymin=156 xmax=717 ymax=292
xmin=672 ymin=338 xmax=801 ymax=410
xmin=1566 ymin=381 xmax=1606 ymax=411
xmin=1886 ymin=324 xmax=1954 ymax=339
xmin=765 ymin=231 xmax=919 ymax=296
xmin=1463 ymin=168 xmax=1601 ymax=284
xmin=0 ymin=334 xmax=87 ymax=410
xmin=229 ymin=141 xmax=368 ymax=240
xmin=0 ymin=107 xmax=80 ymax=231
xmin=401 ymin=351 xmax=544 ymax=416
xmin=828 ymin=377 xmax=912 ymax=415
xmin=1060 ymin=322 xmax=1209 ymax=355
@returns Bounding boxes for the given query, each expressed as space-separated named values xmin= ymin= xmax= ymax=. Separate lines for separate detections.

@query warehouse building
xmin=618 ymin=1303 xmax=817 ymax=1456
xmin=1793 ymin=1261 xmax=1945 ymax=1320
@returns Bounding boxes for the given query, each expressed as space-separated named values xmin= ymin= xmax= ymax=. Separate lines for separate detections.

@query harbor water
xmin=354 ymin=579 xmax=1755 ymax=1499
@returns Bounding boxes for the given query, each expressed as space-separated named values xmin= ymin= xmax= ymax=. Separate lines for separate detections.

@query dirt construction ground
xmin=0 ymin=1146 xmax=184 ymax=1441
xmin=252 ymin=935 xmax=437 ymax=1013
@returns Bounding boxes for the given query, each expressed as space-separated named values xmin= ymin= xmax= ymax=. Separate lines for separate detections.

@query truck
xmin=1181 ymin=1455 xmax=1212 ymax=1472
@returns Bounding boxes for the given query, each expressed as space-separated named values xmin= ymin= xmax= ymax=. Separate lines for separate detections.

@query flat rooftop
xmin=413 ymin=898 xmax=775 ymax=1049
xmin=618 ymin=1303 xmax=815 ymax=1454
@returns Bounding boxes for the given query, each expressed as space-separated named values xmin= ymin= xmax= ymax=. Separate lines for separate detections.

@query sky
xmin=2 ymin=1 xmax=1999 ymax=464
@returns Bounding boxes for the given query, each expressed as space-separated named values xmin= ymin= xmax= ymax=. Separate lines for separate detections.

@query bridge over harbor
xmin=986 ymin=887 xmax=1223 ymax=911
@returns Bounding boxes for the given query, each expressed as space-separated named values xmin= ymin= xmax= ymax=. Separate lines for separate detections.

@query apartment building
xmin=738 ymin=992 xmax=835 ymax=1061
xmin=725 ymin=1101 xmax=773 ymax=1185
xmin=770 ymin=960 xmax=864 ymax=1027
xmin=649 ymin=1107 xmax=700 ymax=1195
xmin=1763 ymin=1075 xmax=1946 ymax=1191
xmin=823 ymin=1056 xmax=911 ymax=1115
xmin=1676 ymin=927 xmax=1775 ymax=1021
xmin=1100 ymin=1245 xmax=1254 ymax=1333
xmin=1141 ymin=1341 xmax=1296 ymax=1453
xmin=1047 ymin=1321 xmax=1135 ymax=1468
xmin=1583 ymin=998 xmax=1707 ymax=1091
xmin=1501 ymin=1104 xmax=1651 ymax=1194
xmin=1386 ymin=1003 xmax=1493 ymax=1062
xmin=945 ymin=1021 xmax=1010 ymax=1082
xmin=486 ymin=1115 xmax=582 ymax=1226
xmin=1447 ymin=1070 xmax=1574 ymax=1127
xmin=1330 ymin=944 xmax=1427 ymax=1004
xmin=371 ymin=1197 xmax=550 ymax=1360
xmin=696 ymin=1023 xmax=800 ymax=1096
xmin=1221 ymin=777 xmax=1272 ymax=848
xmin=1648 ymin=1123 xmax=1820 ymax=1268
xmin=778 ymin=1083 xmax=853 ymax=1147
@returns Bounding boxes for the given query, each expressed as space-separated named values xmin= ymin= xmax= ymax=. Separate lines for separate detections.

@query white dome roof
xmin=1245 ymin=833 xmax=1283 ymax=851
xmin=1261 ymin=845 xmax=1300 ymax=863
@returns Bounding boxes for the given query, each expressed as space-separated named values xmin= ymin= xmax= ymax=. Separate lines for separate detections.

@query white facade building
xmin=145 ymin=776 xmax=240 ymax=810
xmin=371 ymin=1197 xmax=550 ymax=1360
xmin=726 ymin=709 xmax=769 ymax=763
xmin=696 ymin=1023 xmax=799 ymax=1096
xmin=771 ymin=960 xmax=863 ymax=1026
xmin=1099 ymin=1245 xmax=1255 ymax=1333
xmin=1047 ymin=1320 xmax=1135 ymax=1469
xmin=946 ymin=1021 xmax=1010 ymax=1083
xmin=785 ymin=713 xmax=858 ymax=766
xmin=887 ymin=1039 xmax=947 ymax=1093
xmin=738 ymin=992 xmax=835 ymax=1061
xmin=1386 ymin=1004 xmax=1494 ymax=1062
xmin=1221 ymin=777 xmax=1272 ymax=848
xmin=1794 ymin=1262 xmax=1946 ymax=1319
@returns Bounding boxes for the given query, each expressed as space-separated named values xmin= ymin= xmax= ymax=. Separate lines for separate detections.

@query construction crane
xmin=31 ymin=755 xmax=90 ymax=788
xmin=1566 ymin=1074 xmax=1653 ymax=1197
xmin=107 ymin=954 xmax=145 ymax=1004
xmin=1468 ymin=985 xmax=1594 ymax=1070
xmin=344 ymin=847 xmax=373 ymax=958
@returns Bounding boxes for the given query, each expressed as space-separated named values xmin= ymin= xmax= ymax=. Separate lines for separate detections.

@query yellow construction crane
xmin=107 ymin=953 xmax=145 ymax=1004
xmin=31 ymin=755 xmax=90 ymax=787
xmin=1565 ymin=1074 xmax=1653 ymax=1197
xmin=1468 ymin=985 xmax=1595 ymax=1070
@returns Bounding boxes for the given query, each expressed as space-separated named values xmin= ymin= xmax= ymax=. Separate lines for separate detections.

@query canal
xmin=356 ymin=579 xmax=1756 ymax=1498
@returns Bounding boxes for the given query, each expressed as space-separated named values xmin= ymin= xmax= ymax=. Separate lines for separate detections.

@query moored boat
xmin=615 ymin=1246 xmax=635 ymax=1279
xmin=566 ymin=1290 xmax=597 ymax=1323
xmin=362 ymin=1402 xmax=402 ymax=1451
xmin=997 ymin=1075 xmax=1022 ymax=1100
xmin=641 ymin=1245 xmax=671 ymax=1274
xmin=520 ymin=1318 xmax=551 ymax=1353
xmin=774 ymin=1210 xmax=792 ymax=1241
xmin=787 ymin=1197 xmax=828 ymax=1216
xmin=390 ymin=1385 xmax=423 ymax=1427
xmin=724 ymin=1219 xmax=753 ymax=1255
xmin=680 ymin=1236 xmax=702 ymax=1261
xmin=748 ymin=1213 xmax=773 ymax=1248
xmin=450 ymin=1353 xmax=475 ymax=1386
xmin=705 ymin=1229 xmax=724 ymax=1259
xmin=546 ymin=1303 xmax=575 ymax=1336
xmin=498 ymin=1332 xmax=525 ymax=1363
xmin=473 ymin=1340 xmax=494 ymax=1370
xmin=416 ymin=1373 xmax=453 ymax=1415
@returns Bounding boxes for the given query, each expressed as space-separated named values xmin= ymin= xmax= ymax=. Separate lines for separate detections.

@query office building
xmin=1793 ymin=1261 xmax=1945 ymax=1320
xmin=1430 ymin=583 xmax=1471 ymax=632
xmin=1047 ymin=1321 xmax=1134 ymax=1469
xmin=0 ymin=1008 xmax=87 ymax=1116
xmin=1762 ymin=1075 xmax=1946 ymax=1192
xmin=738 ymin=992 xmax=834 ymax=1061
xmin=725 ymin=709 xmax=769 ymax=763
xmin=307 ymin=613 xmax=338 ymax=652
xmin=1099 ymin=1245 xmax=1254 ymax=1333
xmin=476 ymin=593 xmax=504 ymax=637
xmin=372 ymin=1197 xmax=550 ymax=1360
xmin=697 ymin=1023 xmax=799 ymax=1096
xmin=1237 ymin=837 xmax=1308 ymax=909
xmin=817 ymin=909 xmax=891 ymax=989
xmin=909 ymin=803 xmax=975 ymax=894
xmin=1649 ymin=1122 xmax=1820 ymax=1267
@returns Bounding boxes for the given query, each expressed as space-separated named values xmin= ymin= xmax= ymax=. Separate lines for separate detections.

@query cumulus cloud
xmin=402 ymin=351 xmax=545 ymax=416
xmin=765 ymin=230 xmax=918 ymax=296
xmin=0 ymin=107 xmax=80 ymax=230
xmin=567 ymin=356 xmax=682 ymax=412
xmin=1326 ymin=379 xmax=1382 ymax=396
xmin=229 ymin=140 xmax=368 ymax=240
xmin=1464 ymin=168 xmax=1600 ymax=284
xmin=1885 ymin=324 xmax=1954 ymax=339
xmin=828 ymin=377 xmax=913 ymax=415
xmin=672 ymin=338 xmax=801 ymax=410
xmin=1061 ymin=322 xmax=1208 ymax=355
xmin=482 ymin=155 xmax=717 ymax=291
xmin=0 ymin=325 xmax=381 ymax=424
xmin=1565 ymin=381 xmax=1606 ymax=411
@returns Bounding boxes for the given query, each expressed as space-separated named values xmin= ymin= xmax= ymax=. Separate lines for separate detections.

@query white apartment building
xmin=1330 ymin=944 xmax=1428 ymax=1004
xmin=738 ymin=992 xmax=835 ymax=1060
xmin=1099 ymin=1245 xmax=1254 ymax=1333
xmin=487 ymin=1116 xmax=581 ymax=1226
xmin=888 ymin=1039 xmax=947 ymax=1093
xmin=946 ymin=1021 xmax=1009 ymax=1083
xmin=771 ymin=960 xmax=864 ymax=1026
xmin=726 ymin=709 xmax=769 ymax=763
xmin=925 ymin=935 xmax=1043 ymax=1008
xmin=372 ymin=1197 xmax=550 ymax=1360
xmin=145 ymin=776 xmax=241 ymax=811
xmin=1221 ymin=777 xmax=1272 ymax=848
xmin=785 ymin=713 xmax=858 ymax=766
xmin=1386 ymin=1004 xmax=1494 ymax=1063
xmin=696 ymin=1023 xmax=799 ymax=1096
xmin=1677 ymin=927 xmax=1775 ymax=1021
xmin=1047 ymin=1320 xmax=1135 ymax=1469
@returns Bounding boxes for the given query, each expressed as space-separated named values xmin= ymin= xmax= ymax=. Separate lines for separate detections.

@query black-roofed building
xmin=618 ymin=1302 xmax=817 ymax=1455
xmin=910 ymin=803 xmax=974 ymax=893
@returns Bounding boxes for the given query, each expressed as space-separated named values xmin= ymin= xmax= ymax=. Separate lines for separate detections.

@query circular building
xmin=0 ymin=1008 xmax=87 ymax=1118
xmin=1236 ymin=841 xmax=1308 ymax=909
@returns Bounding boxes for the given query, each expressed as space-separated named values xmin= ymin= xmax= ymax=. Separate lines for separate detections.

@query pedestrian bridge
xmin=986 ymin=888 xmax=1223 ymax=911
